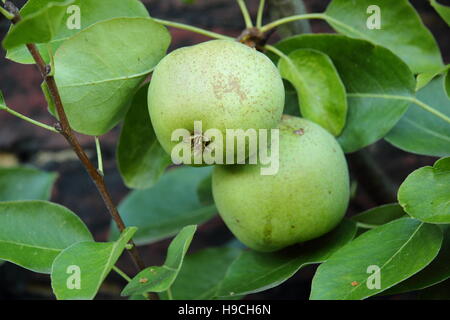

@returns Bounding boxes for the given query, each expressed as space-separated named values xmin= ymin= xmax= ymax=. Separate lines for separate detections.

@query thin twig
xmin=3 ymin=2 xmax=158 ymax=298
xmin=237 ymin=0 xmax=254 ymax=28
xmin=112 ymin=266 xmax=132 ymax=282
xmin=261 ymin=12 xmax=367 ymax=39
xmin=267 ymin=0 xmax=312 ymax=37
xmin=260 ymin=13 xmax=324 ymax=32
xmin=153 ymin=18 xmax=234 ymax=40
xmin=0 ymin=5 xmax=13 ymax=19
xmin=95 ymin=136 xmax=104 ymax=176
xmin=264 ymin=44 xmax=289 ymax=60
xmin=256 ymin=0 xmax=265 ymax=28
xmin=0 ymin=105 xmax=58 ymax=133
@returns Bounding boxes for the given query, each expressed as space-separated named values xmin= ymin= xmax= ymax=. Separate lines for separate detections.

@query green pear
xmin=148 ymin=40 xmax=284 ymax=165
xmin=212 ymin=116 xmax=350 ymax=252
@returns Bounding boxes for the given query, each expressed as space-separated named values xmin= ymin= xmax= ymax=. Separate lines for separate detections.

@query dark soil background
xmin=0 ymin=0 xmax=449 ymax=300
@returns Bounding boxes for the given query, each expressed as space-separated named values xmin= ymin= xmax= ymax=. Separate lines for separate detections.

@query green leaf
xmin=110 ymin=166 xmax=216 ymax=245
xmin=418 ymin=279 xmax=450 ymax=300
xmin=415 ymin=65 xmax=449 ymax=91
xmin=2 ymin=0 xmax=75 ymax=50
xmin=51 ymin=227 xmax=136 ymax=300
xmin=268 ymin=0 xmax=311 ymax=37
xmin=398 ymin=157 xmax=450 ymax=223
xmin=383 ymin=226 xmax=450 ymax=295
xmin=128 ymin=294 xmax=147 ymax=300
xmin=41 ymin=82 xmax=57 ymax=116
xmin=217 ymin=220 xmax=357 ymax=297
xmin=160 ymin=247 xmax=242 ymax=300
xmin=352 ymin=204 xmax=406 ymax=229
xmin=431 ymin=0 xmax=450 ymax=27
xmin=278 ymin=49 xmax=347 ymax=136
xmin=325 ymin=0 xmax=443 ymax=74
xmin=0 ymin=201 xmax=92 ymax=273
xmin=0 ymin=166 xmax=57 ymax=201
xmin=275 ymin=34 xmax=415 ymax=153
xmin=117 ymin=84 xmax=171 ymax=189
xmin=121 ymin=225 xmax=196 ymax=296
xmin=197 ymin=173 xmax=213 ymax=206
xmin=6 ymin=0 xmax=150 ymax=64
xmin=310 ymin=218 xmax=443 ymax=300
xmin=54 ymin=17 xmax=171 ymax=135
xmin=0 ymin=90 xmax=6 ymax=107
xmin=283 ymin=83 xmax=301 ymax=117
xmin=446 ymin=70 xmax=450 ymax=98
xmin=386 ymin=76 xmax=450 ymax=157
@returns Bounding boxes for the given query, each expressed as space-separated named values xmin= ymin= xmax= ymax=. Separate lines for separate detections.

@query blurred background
xmin=0 ymin=0 xmax=448 ymax=299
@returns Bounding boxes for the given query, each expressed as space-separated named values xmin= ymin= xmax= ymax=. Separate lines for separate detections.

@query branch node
xmin=4 ymin=1 xmax=20 ymax=23
xmin=4 ymin=1 xmax=18 ymax=15
xmin=53 ymin=122 xmax=63 ymax=132
xmin=237 ymin=27 xmax=265 ymax=50
xmin=96 ymin=168 xmax=104 ymax=177
xmin=45 ymin=65 xmax=52 ymax=77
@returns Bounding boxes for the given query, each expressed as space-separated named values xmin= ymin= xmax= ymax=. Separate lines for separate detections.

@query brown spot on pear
xmin=148 ymin=40 xmax=285 ymax=166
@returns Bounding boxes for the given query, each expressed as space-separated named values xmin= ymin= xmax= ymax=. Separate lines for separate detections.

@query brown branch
xmin=4 ymin=1 xmax=158 ymax=299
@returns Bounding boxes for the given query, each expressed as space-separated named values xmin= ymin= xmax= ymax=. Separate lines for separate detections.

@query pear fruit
xmin=148 ymin=40 xmax=284 ymax=165
xmin=212 ymin=116 xmax=350 ymax=252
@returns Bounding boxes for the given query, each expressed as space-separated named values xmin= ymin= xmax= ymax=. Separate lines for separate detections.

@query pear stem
xmin=154 ymin=18 xmax=234 ymax=40
xmin=256 ymin=0 xmax=265 ymax=28
xmin=260 ymin=13 xmax=325 ymax=32
xmin=237 ymin=0 xmax=254 ymax=28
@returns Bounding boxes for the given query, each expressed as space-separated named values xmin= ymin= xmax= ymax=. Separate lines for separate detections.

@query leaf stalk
xmin=256 ymin=0 xmax=265 ymax=28
xmin=154 ymin=18 xmax=234 ymax=40
xmin=0 ymin=104 xmax=58 ymax=133
xmin=237 ymin=0 xmax=254 ymax=28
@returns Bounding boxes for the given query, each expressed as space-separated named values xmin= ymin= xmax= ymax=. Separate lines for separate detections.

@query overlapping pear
xmin=212 ymin=116 xmax=350 ymax=252
xmin=148 ymin=40 xmax=285 ymax=165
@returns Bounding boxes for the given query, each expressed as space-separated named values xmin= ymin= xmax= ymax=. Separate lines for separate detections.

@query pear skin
xmin=212 ymin=116 xmax=350 ymax=252
xmin=148 ymin=40 xmax=284 ymax=165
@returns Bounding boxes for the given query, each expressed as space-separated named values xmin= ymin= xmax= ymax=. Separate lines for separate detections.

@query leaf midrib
xmin=345 ymin=222 xmax=424 ymax=299
xmin=402 ymin=117 xmax=450 ymax=142
xmin=89 ymin=230 xmax=133 ymax=299
xmin=98 ymin=235 xmax=129 ymax=286
xmin=0 ymin=239 xmax=62 ymax=252
xmin=58 ymin=69 xmax=152 ymax=88
xmin=219 ymin=252 xmax=323 ymax=297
